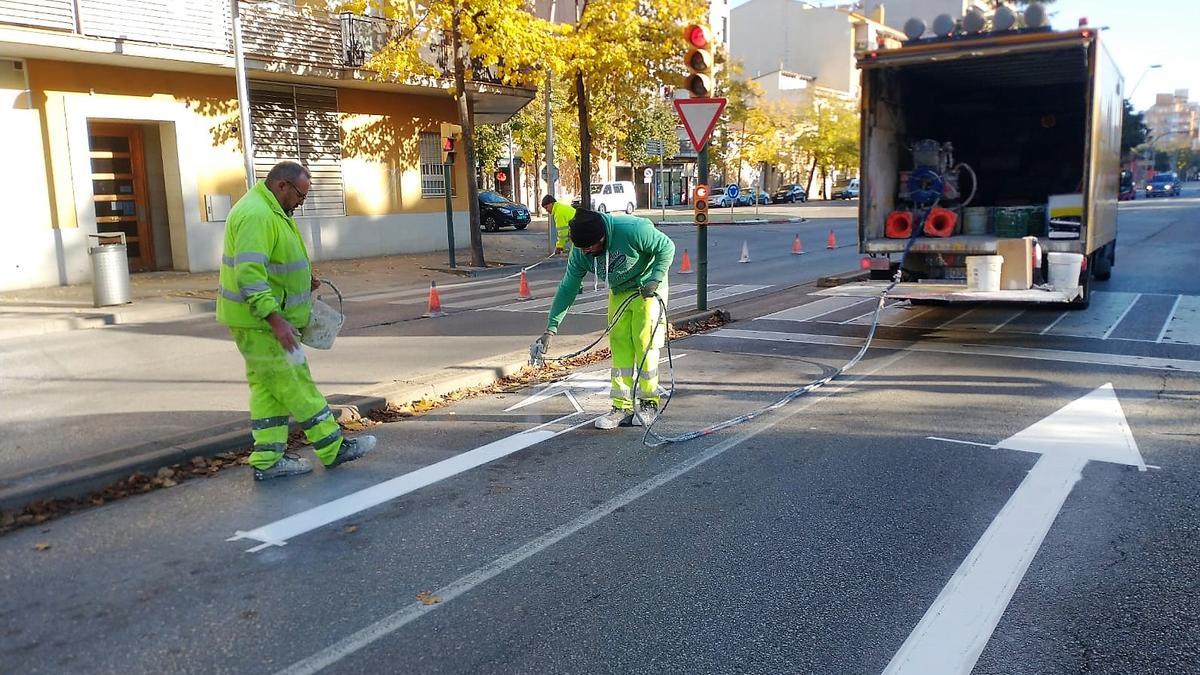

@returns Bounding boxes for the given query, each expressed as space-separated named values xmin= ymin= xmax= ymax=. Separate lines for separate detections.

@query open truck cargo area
xmin=844 ymin=28 xmax=1122 ymax=308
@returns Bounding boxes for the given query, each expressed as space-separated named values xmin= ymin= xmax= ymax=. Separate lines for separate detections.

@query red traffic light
xmin=495 ymin=170 xmax=508 ymax=182
xmin=684 ymin=24 xmax=710 ymax=49
xmin=694 ymin=184 xmax=709 ymax=200
xmin=442 ymin=137 xmax=455 ymax=152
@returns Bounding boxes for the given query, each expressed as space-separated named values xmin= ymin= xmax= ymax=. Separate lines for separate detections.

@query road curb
xmin=817 ymin=269 xmax=870 ymax=287
xmin=0 ymin=299 xmax=216 ymax=342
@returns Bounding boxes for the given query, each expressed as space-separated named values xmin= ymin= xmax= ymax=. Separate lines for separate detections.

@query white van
xmin=587 ymin=181 xmax=638 ymax=214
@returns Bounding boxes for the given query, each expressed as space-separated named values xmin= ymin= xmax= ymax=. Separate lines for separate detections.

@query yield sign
xmin=673 ymin=97 xmax=726 ymax=150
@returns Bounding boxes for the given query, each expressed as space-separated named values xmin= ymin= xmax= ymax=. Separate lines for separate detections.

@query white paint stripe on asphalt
xmin=491 ymin=287 xmax=611 ymax=312
xmin=666 ymin=284 xmax=769 ymax=311
xmin=756 ymin=295 xmax=873 ymax=323
xmin=1159 ymin=294 xmax=1200 ymax=346
xmin=383 ymin=279 xmax=560 ymax=307
xmin=1101 ymin=293 xmax=1143 ymax=340
xmin=1155 ymin=295 xmax=1182 ymax=343
xmin=1046 ymin=291 xmax=1140 ymax=339
xmin=347 ymin=275 xmax=515 ymax=303
xmin=228 ymin=412 xmax=593 ymax=552
xmin=705 ymin=328 xmax=1200 ymax=374
xmin=1039 ymin=311 xmax=1070 ymax=335
xmin=274 ymin=351 xmax=911 ymax=675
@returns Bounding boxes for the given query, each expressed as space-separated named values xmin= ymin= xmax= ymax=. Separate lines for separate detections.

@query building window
xmin=419 ymin=132 xmax=456 ymax=198
xmin=248 ymin=81 xmax=345 ymax=216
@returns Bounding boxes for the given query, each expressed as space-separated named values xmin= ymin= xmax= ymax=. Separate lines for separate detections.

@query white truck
xmin=840 ymin=23 xmax=1122 ymax=309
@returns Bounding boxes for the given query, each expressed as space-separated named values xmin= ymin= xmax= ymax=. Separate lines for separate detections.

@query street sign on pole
xmin=643 ymin=167 xmax=654 ymax=184
xmin=673 ymin=97 xmax=727 ymax=151
xmin=541 ymin=165 xmax=559 ymax=183
xmin=725 ymin=183 xmax=739 ymax=199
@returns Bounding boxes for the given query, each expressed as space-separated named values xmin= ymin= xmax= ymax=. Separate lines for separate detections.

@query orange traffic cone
xmin=792 ymin=234 xmax=805 ymax=255
xmin=826 ymin=229 xmax=837 ymax=250
xmin=516 ymin=270 xmax=533 ymax=300
xmin=423 ymin=281 xmax=446 ymax=317
xmin=738 ymin=240 xmax=751 ymax=263
xmin=678 ymin=249 xmax=694 ymax=274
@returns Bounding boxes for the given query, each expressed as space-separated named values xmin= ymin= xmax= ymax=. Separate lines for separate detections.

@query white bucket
xmin=1046 ymin=252 xmax=1084 ymax=291
xmin=966 ymin=255 xmax=1003 ymax=292
xmin=963 ymin=207 xmax=989 ymax=235
xmin=300 ymin=281 xmax=345 ymax=350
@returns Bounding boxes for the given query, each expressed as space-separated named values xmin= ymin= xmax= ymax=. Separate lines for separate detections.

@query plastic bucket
xmin=966 ymin=255 xmax=1003 ymax=292
xmin=963 ymin=207 xmax=989 ymax=235
xmin=300 ymin=280 xmax=345 ymax=350
xmin=1046 ymin=252 xmax=1084 ymax=291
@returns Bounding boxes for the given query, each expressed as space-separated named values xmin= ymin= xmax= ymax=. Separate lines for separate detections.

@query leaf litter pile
xmin=1 ymin=312 xmax=725 ymax=536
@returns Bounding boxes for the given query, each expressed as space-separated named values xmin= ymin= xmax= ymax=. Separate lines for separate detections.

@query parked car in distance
xmin=830 ymin=178 xmax=860 ymax=200
xmin=772 ymin=184 xmax=807 ymax=203
xmin=1118 ymin=170 xmax=1135 ymax=201
xmin=1145 ymin=172 xmax=1181 ymax=198
xmin=571 ymin=180 xmax=637 ymax=214
xmin=478 ymin=191 xmax=531 ymax=231
xmin=737 ymin=188 xmax=770 ymax=206
xmin=710 ymin=187 xmax=736 ymax=208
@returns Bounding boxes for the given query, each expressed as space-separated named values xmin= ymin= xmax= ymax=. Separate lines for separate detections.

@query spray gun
xmin=529 ymin=332 xmax=551 ymax=367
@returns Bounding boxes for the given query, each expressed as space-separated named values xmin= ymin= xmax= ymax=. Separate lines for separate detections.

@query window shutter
xmin=249 ymin=81 xmax=345 ymax=216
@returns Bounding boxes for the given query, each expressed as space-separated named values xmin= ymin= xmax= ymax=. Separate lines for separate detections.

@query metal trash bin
xmin=88 ymin=232 xmax=132 ymax=307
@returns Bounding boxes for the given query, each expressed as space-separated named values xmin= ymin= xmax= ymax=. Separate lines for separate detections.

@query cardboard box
xmin=996 ymin=237 xmax=1033 ymax=290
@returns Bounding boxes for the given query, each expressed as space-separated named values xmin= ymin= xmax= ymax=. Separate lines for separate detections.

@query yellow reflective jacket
xmin=215 ymin=181 xmax=312 ymax=331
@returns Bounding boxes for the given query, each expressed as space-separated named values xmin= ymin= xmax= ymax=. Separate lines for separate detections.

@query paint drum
xmin=966 ymin=255 xmax=1003 ymax=292
xmin=1046 ymin=252 xmax=1084 ymax=291
xmin=963 ymin=207 xmax=989 ymax=235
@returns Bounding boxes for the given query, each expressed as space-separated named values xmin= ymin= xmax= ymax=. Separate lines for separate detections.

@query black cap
xmin=541 ymin=194 xmax=556 ymax=207
xmin=569 ymin=209 xmax=606 ymax=248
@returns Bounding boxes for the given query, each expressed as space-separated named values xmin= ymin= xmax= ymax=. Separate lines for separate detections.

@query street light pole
xmin=1129 ymin=63 xmax=1162 ymax=101
xmin=231 ymin=0 xmax=255 ymax=190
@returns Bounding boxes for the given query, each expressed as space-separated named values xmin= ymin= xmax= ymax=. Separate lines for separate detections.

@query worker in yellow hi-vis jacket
xmin=541 ymin=194 xmax=576 ymax=254
xmin=216 ymin=161 xmax=376 ymax=481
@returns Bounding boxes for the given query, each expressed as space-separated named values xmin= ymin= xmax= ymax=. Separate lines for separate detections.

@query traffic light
xmin=440 ymin=122 xmax=462 ymax=163
xmin=693 ymin=183 xmax=709 ymax=225
xmin=683 ymin=24 xmax=714 ymax=98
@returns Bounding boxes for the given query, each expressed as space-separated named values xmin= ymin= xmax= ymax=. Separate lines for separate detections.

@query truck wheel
xmin=625 ymin=202 xmax=635 ymax=214
xmin=1092 ymin=244 xmax=1112 ymax=281
xmin=1069 ymin=271 xmax=1091 ymax=310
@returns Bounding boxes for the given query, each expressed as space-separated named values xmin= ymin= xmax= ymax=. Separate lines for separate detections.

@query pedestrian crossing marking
xmin=1160 ymin=294 xmax=1200 ymax=345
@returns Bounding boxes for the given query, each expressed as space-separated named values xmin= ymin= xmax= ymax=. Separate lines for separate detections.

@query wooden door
xmin=88 ymin=123 xmax=154 ymax=271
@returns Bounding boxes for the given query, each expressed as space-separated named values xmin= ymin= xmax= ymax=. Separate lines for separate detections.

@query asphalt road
xmin=2 ymin=187 xmax=1199 ymax=673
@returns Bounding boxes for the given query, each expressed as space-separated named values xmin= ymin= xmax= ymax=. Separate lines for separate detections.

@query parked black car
xmin=772 ymin=184 xmax=807 ymax=203
xmin=479 ymin=191 xmax=531 ymax=231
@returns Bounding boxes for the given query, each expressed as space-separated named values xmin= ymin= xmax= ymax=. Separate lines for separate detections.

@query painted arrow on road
xmin=884 ymin=383 xmax=1147 ymax=675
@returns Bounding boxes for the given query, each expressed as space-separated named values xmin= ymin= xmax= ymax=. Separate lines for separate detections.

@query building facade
xmin=1145 ymin=89 xmax=1200 ymax=151
xmin=0 ymin=0 xmax=533 ymax=292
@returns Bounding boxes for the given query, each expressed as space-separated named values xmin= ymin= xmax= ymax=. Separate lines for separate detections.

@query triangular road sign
xmin=995 ymin=383 xmax=1145 ymax=469
xmin=674 ymin=97 xmax=727 ymax=150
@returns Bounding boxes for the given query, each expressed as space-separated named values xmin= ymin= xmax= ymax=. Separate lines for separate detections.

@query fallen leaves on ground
xmin=416 ymin=591 xmax=442 ymax=605
xmin=33 ymin=543 xmax=51 ymax=551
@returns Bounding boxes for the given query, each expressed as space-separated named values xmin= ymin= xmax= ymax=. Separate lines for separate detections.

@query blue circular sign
xmin=725 ymin=184 xmax=740 ymax=199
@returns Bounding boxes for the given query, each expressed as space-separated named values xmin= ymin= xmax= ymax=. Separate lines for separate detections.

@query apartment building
xmin=0 ymin=0 xmax=534 ymax=292
xmin=1145 ymin=89 xmax=1200 ymax=151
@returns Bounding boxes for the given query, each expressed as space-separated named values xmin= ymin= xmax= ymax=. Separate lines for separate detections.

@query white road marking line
xmin=705 ymin=328 xmax=1200 ymax=374
xmin=274 ymin=351 xmax=911 ymax=675
xmin=1156 ymin=295 xmax=1183 ymax=343
xmin=1046 ymin=291 xmax=1141 ymax=339
xmin=1158 ymin=294 xmax=1200 ymax=346
xmin=926 ymin=436 xmax=995 ymax=448
xmin=228 ymin=412 xmax=592 ymax=552
xmin=757 ymin=295 xmax=874 ymax=323
xmin=1101 ymin=292 xmax=1143 ymax=339
xmin=887 ymin=385 xmax=1147 ymax=675
xmin=987 ymin=309 xmax=1025 ymax=334
xmin=1039 ymin=311 xmax=1070 ymax=335
xmin=936 ymin=305 xmax=978 ymax=330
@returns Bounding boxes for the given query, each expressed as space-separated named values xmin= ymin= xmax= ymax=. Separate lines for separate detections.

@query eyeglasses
xmin=284 ymin=180 xmax=308 ymax=203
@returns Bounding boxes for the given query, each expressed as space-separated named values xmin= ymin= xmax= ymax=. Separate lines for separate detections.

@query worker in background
xmin=532 ymin=208 xmax=675 ymax=429
xmin=542 ymin=194 xmax=576 ymax=254
xmin=216 ymin=160 xmax=376 ymax=481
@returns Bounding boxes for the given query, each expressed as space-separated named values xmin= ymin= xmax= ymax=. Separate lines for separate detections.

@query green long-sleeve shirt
xmin=545 ymin=213 xmax=675 ymax=334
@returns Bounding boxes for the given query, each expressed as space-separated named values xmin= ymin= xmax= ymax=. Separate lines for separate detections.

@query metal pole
xmin=544 ymin=70 xmax=557 ymax=254
xmin=231 ymin=0 xmax=255 ymax=189
xmin=659 ymin=150 xmax=665 ymax=222
xmin=444 ymin=162 xmax=456 ymax=268
xmin=697 ymin=145 xmax=709 ymax=311
xmin=507 ymin=125 xmax=515 ymax=202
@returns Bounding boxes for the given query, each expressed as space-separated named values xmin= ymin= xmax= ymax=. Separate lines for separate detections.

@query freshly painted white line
xmin=228 ymin=412 xmax=592 ymax=552
xmin=1039 ymin=311 xmax=1070 ymax=335
xmin=757 ymin=295 xmax=874 ymax=323
xmin=1155 ymin=295 xmax=1182 ymax=343
xmin=705 ymin=328 xmax=1200 ymax=374
xmin=1046 ymin=292 xmax=1141 ymax=340
xmin=1159 ymin=294 xmax=1200 ymax=345
xmin=987 ymin=309 xmax=1025 ymax=334
xmin=275 ymin=351 xmax=912 ymax=675
xmin=886 ymin=384 xmax=1147 ymax=675
xmin=1101 ymin=293 xmax=1143 ymax=339
xmin=926 ymin=436 xmax=995 ymax=448
xmin=936 ymin=305 xmax=978 ymax=330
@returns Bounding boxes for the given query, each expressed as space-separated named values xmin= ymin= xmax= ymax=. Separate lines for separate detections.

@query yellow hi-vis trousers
xmin=607 ymin=278 xmax=668 ymax=411
xmin=231 ymin=328 xmax=344 ymax=469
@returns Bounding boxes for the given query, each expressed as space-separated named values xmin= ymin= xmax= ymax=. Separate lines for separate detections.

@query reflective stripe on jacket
xmin=215 ymin=180 xmax=313 ymax=330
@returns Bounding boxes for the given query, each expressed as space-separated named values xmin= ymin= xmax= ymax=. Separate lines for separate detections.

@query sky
xmin=727 ymin=1 xmax=1199 ymax=112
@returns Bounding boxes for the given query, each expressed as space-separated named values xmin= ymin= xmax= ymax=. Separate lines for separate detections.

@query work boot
xmin=594 ymin=407 xmax=632 ymax=430
xmin=631 ymin=400 xmax=659 ymax=427
xmin=253 ymin=453 xmax=313 ymax=482
xmin=328 ymin=435 xmax=377 ymax=468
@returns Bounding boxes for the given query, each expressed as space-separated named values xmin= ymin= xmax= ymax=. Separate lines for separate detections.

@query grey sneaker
xmin=631 ymin=400 xmax=659 ymax=427
xmin=594 ymin=408 xmax=632 ymax=430
xmin=328 ymin=435 xmax=377 ymax=468
xmin=253 ymin=453 xmax=313 ymax=482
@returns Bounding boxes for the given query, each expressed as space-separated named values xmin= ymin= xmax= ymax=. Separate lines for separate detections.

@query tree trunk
xmin=576 ymin=69 xmax=591 ymax=209
xmin=452 ymin=7 xmax=485 ymax=267
xmin=805 ymin=156 xmax=818 ymax=195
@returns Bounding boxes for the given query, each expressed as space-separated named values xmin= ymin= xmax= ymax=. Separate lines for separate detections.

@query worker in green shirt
xmin=532 ymin=208 xmax=675 ymax=429
xmin=541 ymin=194 xmax=575 ymax=254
